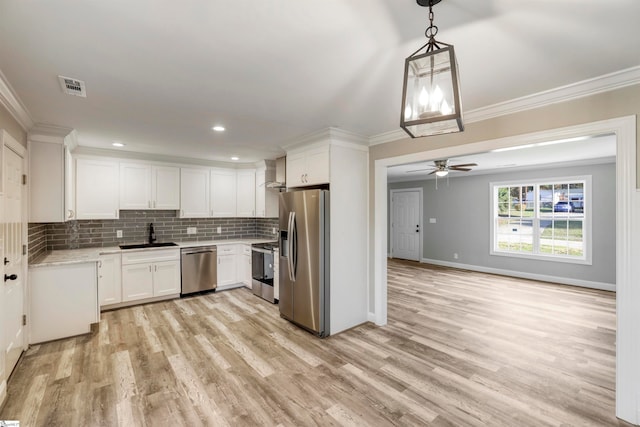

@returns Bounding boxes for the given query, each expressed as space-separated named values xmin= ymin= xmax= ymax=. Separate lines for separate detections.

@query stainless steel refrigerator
xmin=279 ymin=189 xmax=330 ymax=337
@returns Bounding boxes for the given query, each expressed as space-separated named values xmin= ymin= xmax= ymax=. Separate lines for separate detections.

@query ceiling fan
xmin=407 ymin=159 xmax=478 ymax=177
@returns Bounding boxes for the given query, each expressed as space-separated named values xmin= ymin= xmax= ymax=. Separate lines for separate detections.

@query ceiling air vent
xmin=58 ymin=75 xmax=87 ymax=97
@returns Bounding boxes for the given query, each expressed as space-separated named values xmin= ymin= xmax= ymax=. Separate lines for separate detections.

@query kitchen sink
xmin=119 ymin=242 xmax=179 ymax=250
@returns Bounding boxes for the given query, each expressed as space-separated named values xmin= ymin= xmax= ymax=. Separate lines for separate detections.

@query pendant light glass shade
xmin=400 ymin=1 xmax=464 ymax=138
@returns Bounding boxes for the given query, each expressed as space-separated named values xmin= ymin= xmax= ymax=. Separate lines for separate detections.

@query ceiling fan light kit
xmin=400 ymin=0 xmax=464 ymax=138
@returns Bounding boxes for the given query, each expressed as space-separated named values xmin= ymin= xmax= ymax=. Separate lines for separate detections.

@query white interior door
xmin=4 ymin=147 xmax=25 ymax=377
xmin=391 ymin=189 xmax=421 ymax=261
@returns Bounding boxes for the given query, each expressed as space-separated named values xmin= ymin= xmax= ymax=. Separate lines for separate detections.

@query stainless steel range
xmin=251 ymin=242 xmax=277 ymax=303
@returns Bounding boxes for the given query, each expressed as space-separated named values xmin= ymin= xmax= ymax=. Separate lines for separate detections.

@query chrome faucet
xmin=149 ymin=223 xmax=156 ymax=244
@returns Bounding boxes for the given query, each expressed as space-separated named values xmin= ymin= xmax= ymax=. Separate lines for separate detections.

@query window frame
xmin=489 ymin=175 xmax=592 ymax=265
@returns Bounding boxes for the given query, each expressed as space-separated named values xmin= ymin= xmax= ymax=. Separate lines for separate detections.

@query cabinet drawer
xmin=217 ymin=244 xmax=238 ymax=255
xmin=241 ymin=245 xmax=251 ymax=255
xmin=121 ymin=248 xmax=179 ymax=265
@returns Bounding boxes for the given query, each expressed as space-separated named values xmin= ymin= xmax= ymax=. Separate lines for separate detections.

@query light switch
xmin=187 ymin=227 xmax=197 ymax=234
xmin=429 ymin=218 xmax=436 ymax=224
xmin=116 ymin=230 xmax=123 ymax=238
xmin=217 ymin=226 xmax=222 ymax=234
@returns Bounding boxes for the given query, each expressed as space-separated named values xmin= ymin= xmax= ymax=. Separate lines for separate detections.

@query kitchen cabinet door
xmin=286 ymin=154 xmax=306 ymax=187
xmin=120 ymin=163 xmax=151 ymax=209
xmin=210 ymin=168 xmax=237 ymax=217
xmin=180 ymin=167 xmax=210 ymax=218
xmin=305 ymin=147 xmax=330 ymax=185
xmin=76 ymin=158 xmax=119 ymax=219
xmin=153 ymin=260 xmax=181 ymax=296
xmin=98 ymin=253 xmax=122 ymax=307
xmin=122 ymin=263 xmax=154 ymax=301
xmin=238 ymin=245 xmax=252 ymax=288
xmin=217 ymin=254 xmax=238 ymax=287
xmin=64 ymin=146 xmax=76 ymax=220
xmin=152 ymin=166 xmax=180 ymax=209
xmin=236 ymin=170 xmax=256 ymax=217
xmin=29 ymin=140 xmax=65 ymax=222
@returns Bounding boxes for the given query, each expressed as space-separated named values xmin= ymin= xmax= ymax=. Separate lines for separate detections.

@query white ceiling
xmin=387 ymin=133 xmax=616 ymax=182
xmin=1 ymin=1 xmax=639 ymax=163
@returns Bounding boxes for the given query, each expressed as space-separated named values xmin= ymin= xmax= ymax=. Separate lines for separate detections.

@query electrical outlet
xmin=429 ymin=218 xmax=436 ymax=224
xmin=453 ymin=253 xmax=459 ymax=260
xmin=272 ymin=227 xmax=277 ymax=234
xmin=116 ymin=230 xmax=123 ymax=238
xmin=217 ymin=226 xmax=222 ymax=234
xmin=187 ymin=227 xmax=197 ymax=235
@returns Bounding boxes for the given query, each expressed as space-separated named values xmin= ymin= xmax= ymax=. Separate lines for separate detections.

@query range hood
xmin=266 ymin=156 xmax=286 ymax=189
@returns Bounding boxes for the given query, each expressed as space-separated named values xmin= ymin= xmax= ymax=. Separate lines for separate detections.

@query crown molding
xmin=369 ymin=65 xmax=640 ymax=146
xmin=283 ymin=127 xmax=368 ymax=152
xmin=0 ymin=69 xmax=34 ymax=130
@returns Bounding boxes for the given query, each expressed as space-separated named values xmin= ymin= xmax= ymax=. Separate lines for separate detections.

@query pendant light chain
xmin=425 ymin=2 xmax=440 ymax=52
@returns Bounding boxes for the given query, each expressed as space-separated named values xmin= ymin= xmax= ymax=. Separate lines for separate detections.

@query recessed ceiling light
xmin=212 ymin=126 xmax=225 ymax=132
xmin=112 ymin=142 xmax=125 ymax=147
xmin=230 ymin=156 xmax=239 ymax=161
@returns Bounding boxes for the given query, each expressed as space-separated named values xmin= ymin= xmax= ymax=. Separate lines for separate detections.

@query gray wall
xmin=388 ymin=162 xmax=616 ymax=285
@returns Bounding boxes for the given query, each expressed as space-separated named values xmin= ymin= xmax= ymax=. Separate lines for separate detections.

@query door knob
xmin=4 ymin=274 xmax=17 ymax=282
xmin=3 ymin=257 xmax=9 ymax=265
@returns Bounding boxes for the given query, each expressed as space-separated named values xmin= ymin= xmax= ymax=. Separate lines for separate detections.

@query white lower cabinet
xmin=217 ymin=244 xmax=239 ymax=288
xmin=122 ymin=263 xmax=154 ymax=301
xmin=98 ymin=253 xmax=122 ymax=307
xmin=153 ymin=261 xmax=181 ymax=296
xmin=121 ymin=249 xmax=180 ymax=302
xmin=29 ymin=263 xmax=99 ymax=344
xmin=239 ymin=244 xmax=252 ymax=288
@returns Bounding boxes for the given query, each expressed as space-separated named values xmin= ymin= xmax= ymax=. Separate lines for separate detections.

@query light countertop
xmin=29 ymin=238 xmax=278 ymax=268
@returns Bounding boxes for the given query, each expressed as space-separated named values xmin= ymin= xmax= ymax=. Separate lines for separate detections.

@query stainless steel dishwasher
xmin=180 ymin=246 xmax=217 ymax=295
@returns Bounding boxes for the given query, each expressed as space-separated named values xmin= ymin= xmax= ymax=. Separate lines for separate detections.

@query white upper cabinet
xmin=76 ymin=158 xmax=119 ymax=219
xmin=120 ymin=163 xmax=180 ymax=210
xmin=210 ymin=168 xmax=237 ymax=217
xmin=236 ymin=169 xmax=256 ymax=217
xmin=28 ymin=129 xmax=77 ymax=222
xmin=286 ymin=146 xmax=330 ymax=187
xmin=255 ymin=166 xmax=278 ymax=218
xmin=180 ymin=167 xmax=210 ymax=218
xmin=152 ymin=166 xmax=180 ymax=209
xmin=120 ymin=163 xmax=151 ymax=209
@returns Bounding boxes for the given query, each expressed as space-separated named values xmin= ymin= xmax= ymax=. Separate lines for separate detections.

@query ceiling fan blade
xmin=450 ymin=167 xmax=472 ymax=172
xmin=428 ymin=170 xmax=438 ymax=175
xmin=450 ymin=163 xmax=477 ymax=168
xmin=406 ymin=168 xmax=435 ymax=173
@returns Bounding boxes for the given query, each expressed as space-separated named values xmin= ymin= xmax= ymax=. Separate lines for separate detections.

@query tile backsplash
xmin=29 ymin=211 xmax=279 ymax=257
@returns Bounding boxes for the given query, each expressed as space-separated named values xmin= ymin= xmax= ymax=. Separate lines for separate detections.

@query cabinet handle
xmin=154 ymin=265 xmax=157 ymax=272
xmin=148 ymin=200 xmax=151 ymax=208
xmin=149 ymin=265 xmax=152 ymax=272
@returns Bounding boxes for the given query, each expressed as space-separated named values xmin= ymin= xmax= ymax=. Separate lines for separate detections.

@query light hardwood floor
xmin=1 ymin=260 xmax=632 ymax=426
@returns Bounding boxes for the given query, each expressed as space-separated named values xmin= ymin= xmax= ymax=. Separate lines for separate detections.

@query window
xmin=490 ymin=176 xmax=591 ymax=264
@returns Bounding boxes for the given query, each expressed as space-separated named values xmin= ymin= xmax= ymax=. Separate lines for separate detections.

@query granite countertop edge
xmin=29 ymin=238 xmax=278 ymax=268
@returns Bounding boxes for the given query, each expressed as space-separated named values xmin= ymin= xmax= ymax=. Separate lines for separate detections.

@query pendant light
xmin=400 ymin=0 xmax=464 ymax=138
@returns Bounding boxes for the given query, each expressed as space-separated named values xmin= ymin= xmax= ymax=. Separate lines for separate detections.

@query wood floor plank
xmin=1 ymin=260 xmax=632 ymax=426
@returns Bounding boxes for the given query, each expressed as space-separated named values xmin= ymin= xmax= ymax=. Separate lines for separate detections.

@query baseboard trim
xmin=367 ymin=311 xmax=377 ymax=323
xmin=420 ymin=258 xmax=616 ymax=292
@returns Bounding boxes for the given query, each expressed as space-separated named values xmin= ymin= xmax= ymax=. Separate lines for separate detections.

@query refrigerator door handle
xmin=288 ymin=211 xmax=296 ymax=282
